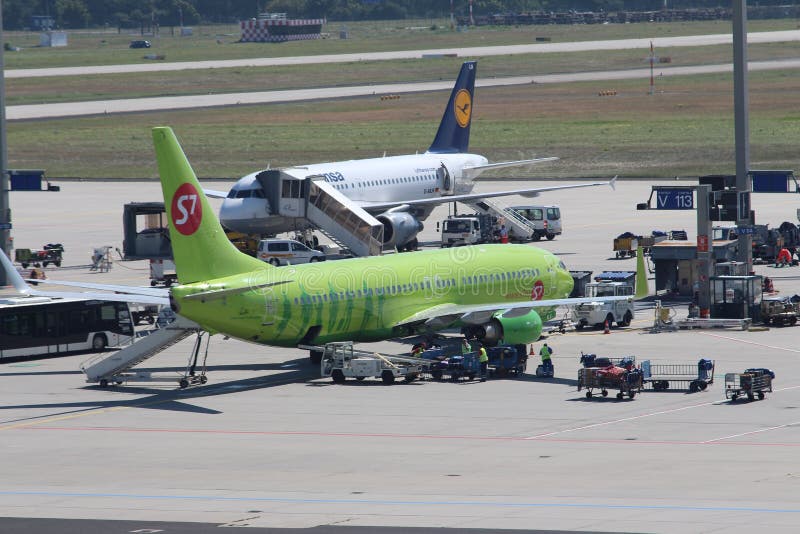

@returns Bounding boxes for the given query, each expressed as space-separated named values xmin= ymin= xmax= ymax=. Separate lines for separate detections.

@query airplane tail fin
xmin=152 ymin=127 xmax=267 ymax=284
xmin=427 ymin=61 xmax=477 ymax=154
xmin=635 ymin=246 xmax=649 ymax=299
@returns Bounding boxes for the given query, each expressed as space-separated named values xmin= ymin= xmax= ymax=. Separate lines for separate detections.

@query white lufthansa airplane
xmin=209 ymin=61 xmax=614 ymax=250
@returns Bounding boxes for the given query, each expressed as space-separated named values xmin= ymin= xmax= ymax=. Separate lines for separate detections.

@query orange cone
xmin=603 ymin=319 xmax=610 ymax=334
xmin=529 ymin=345 xmax=535 ymax=357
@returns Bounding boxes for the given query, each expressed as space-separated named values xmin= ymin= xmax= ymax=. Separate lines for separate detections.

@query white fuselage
xmin=219 ymin=152 xmax=486 ymax=235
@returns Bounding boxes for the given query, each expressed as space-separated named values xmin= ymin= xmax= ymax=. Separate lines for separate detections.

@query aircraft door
xmin=278 ymin=176 xmax=307 ymax=218
xmin=437 ymin=163 xmax=454 ymax=196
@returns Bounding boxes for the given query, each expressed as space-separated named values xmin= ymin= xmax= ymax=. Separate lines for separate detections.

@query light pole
xmin=0 ymin=0 xmax=11 ymax=288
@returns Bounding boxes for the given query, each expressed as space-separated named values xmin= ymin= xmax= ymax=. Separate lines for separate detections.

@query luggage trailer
xmin=641 ymin=359 xmax=715 ymax=392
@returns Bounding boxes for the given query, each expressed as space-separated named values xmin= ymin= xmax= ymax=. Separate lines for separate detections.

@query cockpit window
xmin=231 ymin=189 xmax=264 ymax=199
xmin=226 ymin=189 xmax=237 ymax=199
xmin=558 ymin=260 xmax=567 ymax=271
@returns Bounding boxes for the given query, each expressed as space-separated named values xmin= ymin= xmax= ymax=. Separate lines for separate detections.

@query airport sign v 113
xmin=656 ymin=189 xmax=694 ymax=210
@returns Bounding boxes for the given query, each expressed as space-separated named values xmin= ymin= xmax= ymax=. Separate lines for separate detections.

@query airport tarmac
xmin=3 ymin=178 xmax=800 ymax=533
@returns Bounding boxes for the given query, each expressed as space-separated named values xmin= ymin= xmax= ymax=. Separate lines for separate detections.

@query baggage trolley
xmin=641 ymin=358 xmax=714 ymax=392
xmin=578 ymin=367 xmax=643 ymax=400
xmin=580 ymin=353 xmax=636 ymax=370
xmin=725 ymin=368 xmax=774 ymax=401
xmin=424 ymin=353 xmax=480 ymax=381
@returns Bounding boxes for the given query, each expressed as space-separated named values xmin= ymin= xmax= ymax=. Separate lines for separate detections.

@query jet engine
xmin=376 ymin=211 xmax=424 ymax=251
xmin=463 ymin=309 xmax=543 ymax=346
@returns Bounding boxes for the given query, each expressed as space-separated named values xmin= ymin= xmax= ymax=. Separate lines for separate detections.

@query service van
xmin=257 ymin=239 xmax=326 ymax=266
xmin=508 ymin=205 xmax=562 ymax=241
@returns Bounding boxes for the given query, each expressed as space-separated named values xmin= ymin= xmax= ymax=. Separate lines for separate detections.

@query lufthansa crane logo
xmin=453 ymin=89 xmax=472 ymax=128
xmin=171 ymin=183 xmax=203 ymax=236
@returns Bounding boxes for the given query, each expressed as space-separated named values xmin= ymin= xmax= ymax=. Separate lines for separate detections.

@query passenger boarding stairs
xmin=81 ymin=314 xmax=201 ymax=386
xmin=466 ymin=198 xmax=539 ymax=241
xmin=304 ymin=179 xmax=384 ymax=257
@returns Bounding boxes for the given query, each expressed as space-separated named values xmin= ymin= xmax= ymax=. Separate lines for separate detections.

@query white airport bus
xmin=0 ymin=296 xmax=135 ymax=361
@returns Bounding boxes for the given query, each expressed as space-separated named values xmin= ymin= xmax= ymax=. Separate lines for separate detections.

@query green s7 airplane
xmin=2 ymin=127 xmax=634 ymax=363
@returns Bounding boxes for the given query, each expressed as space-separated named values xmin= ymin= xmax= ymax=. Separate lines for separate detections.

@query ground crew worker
xmin=499 ymin=225 xmax=509 ymax=244
xmin=539 ymin=343 xmax=553 ymax=374
xmin=776 ymin=247 xmax=792 ymax=267
xmin=461 ymin=337 xmax=472 ymax=355
xmin=478 ymin=344 xmax=489 ymax=381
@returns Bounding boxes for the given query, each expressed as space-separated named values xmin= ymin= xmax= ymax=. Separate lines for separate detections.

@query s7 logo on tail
xmin=171 ymin=183 xmax=203 ymax=235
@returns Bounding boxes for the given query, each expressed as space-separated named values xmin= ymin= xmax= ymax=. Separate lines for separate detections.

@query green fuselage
xmin=171 ymin=244 xmax=573 ymax=347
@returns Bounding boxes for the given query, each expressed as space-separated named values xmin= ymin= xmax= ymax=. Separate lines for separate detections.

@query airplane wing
xmin=394 ymin=294 xmax=632 ymax=329
xmin=359 ymin=176 xmax=616 ymax=211
xmin=461 ymin=157 xmax=559 ymax=180
xmin=0 ymin=249 xmax=170 ymax=305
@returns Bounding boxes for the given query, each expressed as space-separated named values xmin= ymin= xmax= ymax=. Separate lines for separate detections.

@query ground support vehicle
xmin=14 ymin=243 xmax=63 ymax=268
xmin=578 ymin=366 xmax=643 ymax=400
xmin=725 ymin=368 xmax=774 ymax=401
xmin=439 ymin=213 xmax=497 ymax=247
xmin=320 ymin=341 xmax=426 ymax=385
xmin=257 ymin=238 xmax=326 ymax=266
xmin=130 ymin=304 xmax=160 ymax=325
xmin=613 ymin=235 xmax=638 ymax=258
xmin=426 ymin=353 xmax=481 ymax=381
xmin=572 ymin=280 xmax=635 ymax=329
xmin=760 ymin=296 xmax=799 ymax=326
xmin=751 ymin=224 xmax=784 ymax=263
xmin=507 ymin=205 xmax=562 ymax=241
xmin=488 ymin=344 xmax=528 ymax=377
xmin=613 ymin=234 xmax=662 ymax=258
xmin=641 ymin=358 xmax=714 ymax=392
xmin=149 ymin=259 xmax=177 ymax=287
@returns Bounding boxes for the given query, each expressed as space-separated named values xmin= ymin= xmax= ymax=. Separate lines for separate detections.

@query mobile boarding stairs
xmin=81 ymin=314 xmax=206 ymax=389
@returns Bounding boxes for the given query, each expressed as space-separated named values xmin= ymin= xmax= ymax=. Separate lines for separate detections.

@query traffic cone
xmin=603 ymin=319 xmax=610 ymax=334
xmin=529 ymin=345 xmax=535 ymax=357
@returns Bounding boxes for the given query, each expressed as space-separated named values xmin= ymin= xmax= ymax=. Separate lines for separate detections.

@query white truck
xmin=572 ymin=281 xmax=635 ymax=329
xmin=439 ymin=214 xmax=497 ymax=247
xmin=320 ymin=341 xmax=425 ymax=385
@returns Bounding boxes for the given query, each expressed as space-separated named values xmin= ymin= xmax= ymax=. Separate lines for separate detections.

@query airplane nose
xmin=557 ymin=266 xmax=574 ymax=298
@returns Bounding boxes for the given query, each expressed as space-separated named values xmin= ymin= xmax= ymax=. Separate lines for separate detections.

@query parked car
xmin=257 ymin=239 xmax=326 ymax=266
xmin=129 ymin=40 xmax=151 ymax=49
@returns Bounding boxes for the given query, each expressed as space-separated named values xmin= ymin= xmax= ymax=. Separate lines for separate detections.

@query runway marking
xmin=698 ymin=331 xmax=800 ymax=353
xmin=525 ymin=400 xmax=718 ymax=439
xmin=1 ymin=489 xmax=800 ymax=514
xmin=13 ymin=425 xmax=800 ymax=448
xmin=0 ymin=406 xmax=131 ymax=432
xmin=702 ymin=421 xmax=800 ymax=443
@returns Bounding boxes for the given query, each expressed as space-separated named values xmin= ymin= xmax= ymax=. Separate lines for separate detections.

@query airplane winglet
xmin=0 ymin=248 xmax=34 ymax=295
xmin=609 ymin=175 xmax=618 ymax=191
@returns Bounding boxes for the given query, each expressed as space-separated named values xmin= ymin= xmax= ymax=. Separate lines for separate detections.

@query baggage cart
xmin=725 ymin=368 xmax=774 ymax=401
xmin=641 ymin=358 xmax=714 ymax=392
xmin=613 ymin=236 xmax=638 ymax=258
xmin=488 ymin=344 xmax=528 ymax=377
xmin=580 ymin=353 xmax=636 ymax=370
xmin=427 ymin=353 xmax=480 ymax=381
xmin=578 ymin=366 xmax=643 ymax=400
